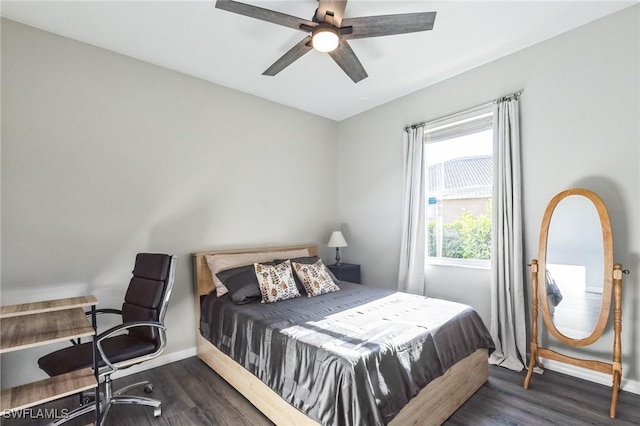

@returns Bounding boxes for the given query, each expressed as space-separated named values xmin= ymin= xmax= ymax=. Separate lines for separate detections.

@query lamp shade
xmin=327 ymin=231 xmax=348 ymax=248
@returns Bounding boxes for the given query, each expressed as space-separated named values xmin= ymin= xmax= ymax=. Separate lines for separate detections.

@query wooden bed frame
xmin=192 ymin=244 xmax=488 ymax=426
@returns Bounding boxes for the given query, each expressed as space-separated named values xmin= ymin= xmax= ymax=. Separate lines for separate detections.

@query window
xmin=425 ymin=105 xmax=494 ymax=267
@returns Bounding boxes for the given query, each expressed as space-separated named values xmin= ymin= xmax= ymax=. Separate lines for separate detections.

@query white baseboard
xmin=111 ymin=347 xmax=197 ymax=380
xmin=541 ymin=358 xmax=640 ymax=395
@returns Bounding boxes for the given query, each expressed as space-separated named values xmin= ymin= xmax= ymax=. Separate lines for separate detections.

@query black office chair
xmin=38 ymin=253 xmax=176 ymax=425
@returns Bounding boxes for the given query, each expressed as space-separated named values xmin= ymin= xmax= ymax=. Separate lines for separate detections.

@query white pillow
xmin=292 ymin=259 xmax=340 ymax=297
xmin=254 ymin=260 xmax=300 ymax=304
xmin=205 ymin=248 xmax=310 ymax=297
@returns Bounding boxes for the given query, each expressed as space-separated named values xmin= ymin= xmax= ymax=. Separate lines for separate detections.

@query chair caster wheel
xmin=153 ymin=407 xmax=161 ymax=417
xmin=144 ymin=384 xmax=154 ymax=393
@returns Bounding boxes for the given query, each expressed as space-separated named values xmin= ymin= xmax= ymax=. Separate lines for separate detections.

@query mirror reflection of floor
xmin=551 ymin=291 xmax=601 ymax=339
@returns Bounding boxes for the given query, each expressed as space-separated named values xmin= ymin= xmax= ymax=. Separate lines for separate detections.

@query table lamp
xmin=327 ymin=231 xmax=348 ymax=266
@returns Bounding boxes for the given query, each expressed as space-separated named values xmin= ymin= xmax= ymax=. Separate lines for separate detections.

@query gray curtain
xmin=397 ymin=126 xmax=426 ymax=295
xmin=489 ymin=95 xmax=526 ymax=371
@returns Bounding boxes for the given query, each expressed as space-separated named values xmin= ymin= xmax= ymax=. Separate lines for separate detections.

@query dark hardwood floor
xmin=3 ymin=357 xmax=639 ymax=425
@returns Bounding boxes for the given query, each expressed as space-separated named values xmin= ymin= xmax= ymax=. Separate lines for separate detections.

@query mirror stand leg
xmin=523 ymin=344 xmax=539 ymax=389
xmin=610 ymin=264 xmax=623 ymax=419
xmin=610 ymin=370 xmax=621 ymax=418
xmin=524 ymin=260 xmax=541 ymax=389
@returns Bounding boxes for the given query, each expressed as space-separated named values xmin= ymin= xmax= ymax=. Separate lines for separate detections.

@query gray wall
xmin=337 ymin=5 xmax=639 ymax=382
xmin=1 ymin=19 xmax=339 ymax=387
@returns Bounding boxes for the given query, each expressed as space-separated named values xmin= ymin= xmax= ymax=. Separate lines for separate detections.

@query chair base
xmin=49 ymin=378 xmax=161 ymax=426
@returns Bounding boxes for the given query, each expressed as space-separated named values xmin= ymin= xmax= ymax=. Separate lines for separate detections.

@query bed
xmin=192 ymin=244 xmax=493 ymax=426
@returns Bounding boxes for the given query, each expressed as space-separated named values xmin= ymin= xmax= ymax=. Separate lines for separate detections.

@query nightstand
xmin=327 ymin=263 xmax=361 ymax=284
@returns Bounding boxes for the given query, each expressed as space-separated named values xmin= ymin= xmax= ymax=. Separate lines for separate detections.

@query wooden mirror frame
xmin=524 ymin=188 xmax=624 ymax=419
xmin=539 ymin=188 xmax=613 ymax=346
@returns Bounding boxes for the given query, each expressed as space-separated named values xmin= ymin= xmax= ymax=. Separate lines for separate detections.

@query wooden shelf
xmin=0 ymin=308 xmax=95 ymax=353
xmin=0 ymin=367 xmax=97 ymax=415
xmin=0 ymin=295 xmax=99 ymax=419
xmin=0 ymin=295 xmax=98 ymax=319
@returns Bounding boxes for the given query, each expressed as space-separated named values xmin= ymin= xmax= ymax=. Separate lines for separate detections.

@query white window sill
xmin=425 ymin=258 xmax=490 ymax=270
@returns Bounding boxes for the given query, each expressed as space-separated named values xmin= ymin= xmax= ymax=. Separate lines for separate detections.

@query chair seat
xmin=38 ymin=334 xmax=157 ymax=377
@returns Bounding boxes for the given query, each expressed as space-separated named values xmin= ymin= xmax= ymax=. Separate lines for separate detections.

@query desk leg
xmin=91 ymin=306 xmax=101 ymax=425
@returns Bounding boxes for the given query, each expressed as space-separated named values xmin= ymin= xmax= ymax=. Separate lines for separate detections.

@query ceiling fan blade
xmin=328 ymin=40 xmax=368 ymax=83
xmin=263 ymin=36 xmax=313 ymax=76
xmin=341 ymin=12 xmax=436 ymax=40
xmin=316 ymin=1 xmax=347 ymax=27
xmin=215 ymin=0 xmax=316 ymax=33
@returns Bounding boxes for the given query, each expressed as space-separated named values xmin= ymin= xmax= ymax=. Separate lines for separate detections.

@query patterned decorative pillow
xmin=274 ymin=256 xmax=339 ymax=293
xmin=291 ymin=259 xmax=340 ymax=297
xmin=254 ymin=260 xmax=301 ymax=304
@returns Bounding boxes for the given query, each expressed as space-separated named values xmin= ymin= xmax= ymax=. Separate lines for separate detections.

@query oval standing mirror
xmin=539 ymin=188 xmax=613 ymax=346
xmin=525 ymin=188 xmax=625 ymax=419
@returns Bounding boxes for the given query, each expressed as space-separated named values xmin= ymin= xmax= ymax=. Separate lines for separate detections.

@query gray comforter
xmin=200 ymin=282 xmax=494 ymax=425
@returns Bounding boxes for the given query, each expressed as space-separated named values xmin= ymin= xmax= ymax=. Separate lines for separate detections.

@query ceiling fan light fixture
xmin=312 ymin=26 xmax=339 ymax=52
xmin=215 ymin=0 xmax=438 ymax=83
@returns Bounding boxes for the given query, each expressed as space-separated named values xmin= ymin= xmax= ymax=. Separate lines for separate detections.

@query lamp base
xmin=334 ymin=247 xmax=341 ymax=266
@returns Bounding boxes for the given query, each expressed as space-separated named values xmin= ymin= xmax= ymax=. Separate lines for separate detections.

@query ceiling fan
xmin=215 ymin=0 xmax=437 ymax=83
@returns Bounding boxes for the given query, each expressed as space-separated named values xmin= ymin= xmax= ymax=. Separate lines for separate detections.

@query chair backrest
xmin=122 ymin=253 xmax=176 ymax=347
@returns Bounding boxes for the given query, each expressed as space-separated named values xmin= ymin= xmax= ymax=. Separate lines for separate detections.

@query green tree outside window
xmin=428 ymin=204 xmax=492 ymax=260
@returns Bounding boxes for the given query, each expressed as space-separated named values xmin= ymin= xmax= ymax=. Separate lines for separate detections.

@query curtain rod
xmin=403 ymin=90 xmax=522 ymax=132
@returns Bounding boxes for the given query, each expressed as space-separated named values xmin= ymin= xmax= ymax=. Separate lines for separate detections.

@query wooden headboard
xmin=192 ymin=244 xmax=318 ymax=297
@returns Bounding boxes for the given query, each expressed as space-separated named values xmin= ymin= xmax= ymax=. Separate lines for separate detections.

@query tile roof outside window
xmin=428 ymin=155 xmax=492 ymax=199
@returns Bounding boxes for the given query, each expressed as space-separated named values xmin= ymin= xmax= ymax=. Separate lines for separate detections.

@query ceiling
xmin=1 ymin=1 xmax=636 ymax=121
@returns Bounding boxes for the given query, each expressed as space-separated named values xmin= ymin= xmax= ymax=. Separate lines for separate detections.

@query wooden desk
xmin=0 ymin=296 xmax=99 ymax=420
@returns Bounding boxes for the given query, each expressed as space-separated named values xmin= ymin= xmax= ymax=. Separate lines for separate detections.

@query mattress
xmin=200 ymin=281 xmax=494 ymax=425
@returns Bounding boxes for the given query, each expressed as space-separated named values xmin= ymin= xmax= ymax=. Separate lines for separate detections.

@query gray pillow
xmin=216 ymin=263 xmax=272 ymax=304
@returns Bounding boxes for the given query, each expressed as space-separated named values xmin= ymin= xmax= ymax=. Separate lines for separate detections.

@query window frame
xmin=424 ymin=104 xmax=494 ymax=269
